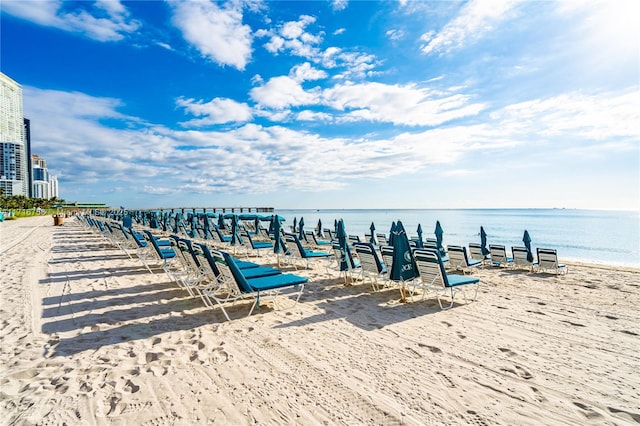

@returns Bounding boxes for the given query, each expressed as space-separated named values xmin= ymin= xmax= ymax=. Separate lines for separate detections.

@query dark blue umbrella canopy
xmin=298 ymin=217 xmax=305 ymax=240
xmin=334 ymin=219 xmax=338 ymax=233
xmin=523 ymin=230 xmax=533 ymax=262
xmin=202 ymin=213 xmax=211 ymax=240
xmin=390 ymin=221 xmax=418 ymax=281
xmin=480 ymin=226 xmax=489 ymax=256
xmin=272 ymin=215 xmax=285 ymax=254
xmin=230 ymin=214 xmax=240 ymax=246
xmin=293 ymin=217 xmax=297 ymax=233
xmin=337 ymin=219 xmax=352 ymax=271
xmin=416 ymin=223 xmax=424 ymax=248
xmin=389 ymin=221 xmax=397 ymax=246
xmin=317 ymin=219 xmax=323 ymax=237
xmin=218 ymin=213 xmax=225 ymax=229
xmin=435 ymin=220 xmax=444 ymax=251
xmin=189 ymin=214 xmax=197 ymax=238
xmin=172 ymin=212 xmax=181 ymax=234
xmin=369 ymin=222 xmax=376 ymax=245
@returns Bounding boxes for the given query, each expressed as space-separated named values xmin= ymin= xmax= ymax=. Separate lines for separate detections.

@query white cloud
xmin=420 ymin=0 xmax=516 ymax=55
xmin=492 ymin=90 xmax=640 ymax=143
xmin=290 ymin=62 xmax=328 ymax=82
xmin=176 ymin=97 xmax=253 ymax=126
xmin=171 ymin=1 xmax=252 ymax=70
xmin=333 ymin=28 xmax=346 ymax=35
xmin=1 ymin=0 xmax=139 ymax=41
xmin=330 ymin=0 xmax=349 ymax=12
xmin=324 ymin=82 xmax=485 ymax=126
xmin=386 ymin=29 xmax=405 ymax=41
xmin=296 ymin=110 xmax=333 ymax=121
xmin=259 ymin=15 xmax=323 ymax=60
xmin=250 ymin=76 xmax=320 ymax=109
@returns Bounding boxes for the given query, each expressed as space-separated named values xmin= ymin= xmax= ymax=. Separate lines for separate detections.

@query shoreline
xmin=1 ymin=216 xmax=639 ymax=424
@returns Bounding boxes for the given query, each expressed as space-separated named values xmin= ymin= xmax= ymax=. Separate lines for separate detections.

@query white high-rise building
xmin=0 ymin=72 xmax=28 ymax=196
xmin=49 ymin=175 xmax=59 ymax=199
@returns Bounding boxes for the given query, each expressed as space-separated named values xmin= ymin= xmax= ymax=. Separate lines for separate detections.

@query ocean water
xmin=275 ymin=209 xmax=640 ymax=267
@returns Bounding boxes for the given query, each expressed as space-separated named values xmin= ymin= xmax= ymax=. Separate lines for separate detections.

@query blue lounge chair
xmin=203 ymin=249 xmax=307 ymax=321
xmin=468 ymin=243 xmax=490 ymax=264
xmin=413 ymin=249 xmax=480 ymax=310
xmin=489 ymin=244 xmax=513 ymax=267
xmin=353 ymin=242 xmax=387 ymax=291
xmin=143 ymin=230 xmax=178 ymax=275
xmin=535 ymin=248 xmax=568 ymax=276
xmin=240 ymin=229 xmax=273 ymax=257
xmin=305 ymin=230 xmax=332 ymax=247
xmin=446 ymin=245 xmax=481 ymax=274
xmin=512 ymin=246 xmax=534 ymax=272
xmin=196 ymin=243 xmax=282 ymax=280
xmin=284 ymin=233 xmax=332 ymax=270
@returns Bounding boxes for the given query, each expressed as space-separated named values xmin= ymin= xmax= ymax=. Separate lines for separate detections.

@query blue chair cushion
xmin=241 ymin=266 xmax=282 ymax=279
xmin=247 ymin=274 xmax=309 ymax=291
xmin=446 ymin=274 xmax=479 ymax=287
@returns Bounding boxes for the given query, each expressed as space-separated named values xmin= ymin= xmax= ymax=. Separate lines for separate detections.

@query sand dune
xmin=1 ymin=216 xmax=638 ymax=425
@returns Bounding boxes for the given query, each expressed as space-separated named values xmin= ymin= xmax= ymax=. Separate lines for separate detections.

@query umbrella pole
xmin=400 ymin=280 xmax=407 ymax=303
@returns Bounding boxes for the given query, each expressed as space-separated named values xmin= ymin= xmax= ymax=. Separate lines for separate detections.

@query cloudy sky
xmin=2 ymin=0 xmax=638 ymax=210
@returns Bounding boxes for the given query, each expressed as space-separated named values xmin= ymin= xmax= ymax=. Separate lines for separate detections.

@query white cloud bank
xmin=2 ymin=0 xmax=139 ymax=41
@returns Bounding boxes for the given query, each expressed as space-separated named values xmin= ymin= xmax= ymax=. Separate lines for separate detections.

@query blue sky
xmin=1 ymin=0 xmax=638 ymax=210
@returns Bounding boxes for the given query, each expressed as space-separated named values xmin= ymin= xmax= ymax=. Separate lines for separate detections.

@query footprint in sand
xmin=498 ymin=347 xmax=517 ymax=357
xmin=211 ymin=347 xmax=229 ymax=364
xmin=123 ymin=379 xmax=140 ymax=393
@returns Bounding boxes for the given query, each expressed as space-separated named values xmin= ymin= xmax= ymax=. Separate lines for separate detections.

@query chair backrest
xmin=284 ymin=233 xmax=302 ymax=256
xmin=468 ymin=243 xmax=484 ymax=261
xmin=348 ymin=234 xmax=361 ymax=244
xmin=537 ymin=248 xmax=559 ymax=270
xmin=380 ymin=245 xmax=394 ymax=273
xmin=332 ymin=241 xmax=358 ymax=269
xmin=169 ymin=235 xmax=198 ymax=272
xmin=210 ymin=249 xmax=250 ymax=295
xmin=323 ymin=228 xmax=334 ymax=241
xmin=376 ymin=233 xmax=388 ymax=245
xmin=446 ymin=245 xmax=467 ymax=269
xmin=489 ymin=244 xmax=508 ymax=265
xmin=354 ymin=242 xmax=384 ymax=274
xmin=143 ymin=230 xmax=175 ymax=259
xmin=305 ymin=230 xmax=323 ymax=247
xmin=414 ymin=249 xmax=448 ymax=289
xmin=512 ymin=246 xmax=532 ymax=266
xmin=424 ymin=241 xmax=438 ymax=250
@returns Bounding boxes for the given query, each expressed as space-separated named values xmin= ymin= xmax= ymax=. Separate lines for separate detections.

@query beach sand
xmin=1 ymin=216 xmax=638 ymax=425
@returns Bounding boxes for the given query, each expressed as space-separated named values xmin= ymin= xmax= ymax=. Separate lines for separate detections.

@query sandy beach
xmin=1 ymin=215 xmax=638 ymax=425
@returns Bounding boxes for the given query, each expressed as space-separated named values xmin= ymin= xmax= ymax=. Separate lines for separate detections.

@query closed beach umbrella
xmin=435 ymin=221 xmax=444 ymax=252
xmin=369 ymin=222 xmax=376 ymax=245
xmin=293 ymin=217 xmax=297 ymax=233
xmin=172 ymin=212 xmax=180 ymax=234
xmin=272 ymin=215 xmax=285 ymax=254
xmin=298 ymin=217 xmax=305 ymax=240
xmin=202 ymin=214 xmax=210 ymax=240
xmin=389 ymin=221 xmax=397 ymax=246
xmin=523 ymin=230 xmax=534 ymax=262
xmin=337 ymin=219 xmax=352 ymax=271
xmin=334 ymin=219 xmax=338 ymax=234
xmin=230 ymin=214 xmax=240 ymax=246
xmin=189 ymin=214 xmax=197 ymax=238
xmin=480 ymin=226 xmax=489 ymax=256
xmin=416 ymin=223 xmax=424 ymax=248
xmin=317 ymin=219 xmax=323 ymax=237
xmin=218 ymin=213 xmax=225 ymax=230
xmin=390 ymin=221 xmax=418 ymax=282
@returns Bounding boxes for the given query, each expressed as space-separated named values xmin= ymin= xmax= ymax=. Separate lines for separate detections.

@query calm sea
xmin=275 ymin=209 xmax=640 ymax=267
